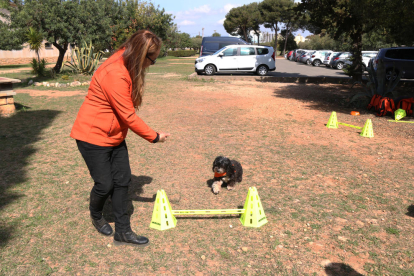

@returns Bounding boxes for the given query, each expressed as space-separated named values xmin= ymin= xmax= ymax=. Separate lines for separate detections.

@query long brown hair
xmin=119 ymin=30 xmax=161 ymax=109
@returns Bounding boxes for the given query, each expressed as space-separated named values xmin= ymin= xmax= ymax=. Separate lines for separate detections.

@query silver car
xmin=299 ymin=51 xmax=315 ymax=65
xmin=323 ymin=52 xmax=339 ymax=67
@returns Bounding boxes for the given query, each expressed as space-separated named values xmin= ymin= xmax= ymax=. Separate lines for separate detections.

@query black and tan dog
xmin=211 ymin=156 xmax=243 ymax=194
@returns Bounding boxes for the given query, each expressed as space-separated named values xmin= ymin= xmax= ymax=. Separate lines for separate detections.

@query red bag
xmin=396 ymin=98 xmax=414 ymax=116
xmin=367 ymin=94 xmax=382 ymax=111
xmin=376 ymin=97 xmax=395 ymax=117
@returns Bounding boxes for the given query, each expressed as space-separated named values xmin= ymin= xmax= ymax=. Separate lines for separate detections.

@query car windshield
xmin=213 ymin=47 xmax=227 ymax=55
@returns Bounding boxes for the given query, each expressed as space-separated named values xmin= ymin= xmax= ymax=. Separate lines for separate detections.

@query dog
xmin=211 ymin=156 xmax=243 ymax=194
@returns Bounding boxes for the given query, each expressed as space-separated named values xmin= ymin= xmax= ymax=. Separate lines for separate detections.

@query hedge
xmin=167 ymin=50 xmax=197 ymax=57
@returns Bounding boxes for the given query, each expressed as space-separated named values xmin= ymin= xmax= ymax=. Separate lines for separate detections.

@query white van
xmin=195 ymin=45 xmax=276 ymax=76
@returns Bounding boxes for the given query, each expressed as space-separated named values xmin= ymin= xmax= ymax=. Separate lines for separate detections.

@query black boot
xmin=91 ymin=216 xmax=113 ymax=236
xmin=114 ymin=231 xmax=150 ymax=247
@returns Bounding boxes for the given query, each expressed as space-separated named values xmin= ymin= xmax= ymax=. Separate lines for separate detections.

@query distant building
xmin=294 ymin=34 xmax=307 ymax=44
xmin=0 ymin=8 xmax=65 ymax=65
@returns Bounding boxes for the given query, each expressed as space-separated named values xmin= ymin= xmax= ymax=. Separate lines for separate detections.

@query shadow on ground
xmin=406 ymin=205 xmax=414 ymax=218
xmin=0 ymin=107 xmax=61 ymax=248
xmin=325 ymin=263 xmax=364 ymax=276
xmin=271 ymin=83 xmax=358 ymax=114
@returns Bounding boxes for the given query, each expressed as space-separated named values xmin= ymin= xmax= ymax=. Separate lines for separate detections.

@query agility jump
xmin=149 ymin=187 xmax=268 ymax=231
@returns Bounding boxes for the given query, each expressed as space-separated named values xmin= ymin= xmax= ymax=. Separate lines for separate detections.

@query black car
xmin=200 ymin=36 xmax=248 ymax=57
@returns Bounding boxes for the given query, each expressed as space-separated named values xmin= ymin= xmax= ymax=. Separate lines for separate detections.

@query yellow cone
xmin=326 ymin=111 xmax=338 ymax=129
xmin=395 ymin=109 xmax=406 ymax=121
xmin=240 ymin=187 xmax=268 ymax=228
xmin=360 ymin=119 xmax=374 ymax=138
xmin=149 ymin=190 xmax=177 ymax=231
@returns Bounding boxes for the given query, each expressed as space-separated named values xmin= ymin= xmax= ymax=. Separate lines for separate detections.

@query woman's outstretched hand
xmin=158 ymin=132 xmax=170 ymax=143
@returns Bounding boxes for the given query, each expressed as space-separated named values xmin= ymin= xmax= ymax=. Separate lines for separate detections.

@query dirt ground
xmin=1 ymin=65 xmax=414 ymax=275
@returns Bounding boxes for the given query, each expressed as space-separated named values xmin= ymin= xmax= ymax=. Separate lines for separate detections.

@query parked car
xmin=291 ymin=49 xmax=304 ymax=61
xmin=195 ymin=45 xmax=276 ymax=76
xmin=294 ymin=50 xmax=309 ymax=62
xmin=299 ymin=51 xmax=316 ymax=65
xmin=286 ymin=50 xmax=293 ymax=60
xmin=343 ymin=51 xmax=379 ymax=71
xmin=330 ymin=52 xmax=351 ymax=69
xmin=372 ymin=47 xmax=414 ymax=80
xmin=200 ymin=36 xmax=248 ymax=57
xmin=309 ymin=50 xmax=333 ymax=66
xmin=323 ymin=52 xmax=339 ymax=67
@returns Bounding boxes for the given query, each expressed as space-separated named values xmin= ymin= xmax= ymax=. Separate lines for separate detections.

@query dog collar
xmin=214 ymin=172 xmax=227 ymax=178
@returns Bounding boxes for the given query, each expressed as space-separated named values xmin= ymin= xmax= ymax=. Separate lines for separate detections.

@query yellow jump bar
xmin=172 ymin=209 xmax=245 ymax=215
xmin=338 ymin=122 xmax=362 ymax=129
xmin=388 ymin=120 xmax=414 ymax=123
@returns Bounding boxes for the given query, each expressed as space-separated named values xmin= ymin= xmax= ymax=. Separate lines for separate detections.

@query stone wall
xmin=0 ymin=56 xmax=71 ymax=66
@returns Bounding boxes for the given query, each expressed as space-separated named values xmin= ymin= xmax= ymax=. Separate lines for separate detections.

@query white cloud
xmin=217 ymin=18 xmax=225 ymax=25
xmin=179 ymin=20 xmax=196 ymax=26
xmin=223 ymin=4 xmax=239 ymax=13
xmin=192 ymin=5 xmax=211 ymax=14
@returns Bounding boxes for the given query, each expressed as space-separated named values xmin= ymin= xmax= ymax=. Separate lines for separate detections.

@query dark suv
xmin=200 ymin=36 xmax=248 ymax=57
xmin=373 ymin=47 xmax=414 ymax=80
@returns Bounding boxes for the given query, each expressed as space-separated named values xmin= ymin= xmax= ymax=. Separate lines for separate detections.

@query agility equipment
xmin=326 ymin=111 xmax=338 ymax=129
xmin=360 ymin=119 xmax=374 ymax=138
xmin=394 ymin=109 xmax=406 ymax=121
xmin=388 ymin=120 xmax=414 ymax=124
xmin=327 ymin=112 xmax=374 ymax=138
xmin=350 ymin=111 xmax=360 ymax=116
xmin=149 ymin=187 xmax=268 ymax=231
xmin=338 ymin=122 xmax=362 ymax=129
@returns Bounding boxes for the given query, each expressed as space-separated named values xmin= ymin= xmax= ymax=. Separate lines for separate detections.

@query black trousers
xmin=76 ymin=140 xmax=132 ymax=233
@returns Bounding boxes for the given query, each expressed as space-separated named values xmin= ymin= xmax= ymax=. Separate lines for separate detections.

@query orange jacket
xmin=70 ymin=49 xmax=157 ymax=146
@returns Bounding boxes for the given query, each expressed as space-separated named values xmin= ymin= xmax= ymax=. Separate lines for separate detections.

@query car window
xmin=213 ymin=47 xmax=226 ymax=55
xmin=204 ymin=42 xmax=220 ymax=52
xmin=257 ymin=48 xmax=269 ymax=55
xmin=222 ymin=48 xmax=237 ymax=56
xmin=400 ymin=49 xmax=414 ymax=60
xmin=240 ymin=47 xmax=256 ymax=56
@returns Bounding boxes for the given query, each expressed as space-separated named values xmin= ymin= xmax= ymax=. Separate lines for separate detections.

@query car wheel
xmin=385 ymin=69 xmax=398 ymax=81
xmin=336 ymin=62 xmax=344 ymax=70
xmin=313 ymin=60 xmax=321 ymax=67
xmin=204 ymin=64 xmax=216 ymax=75
xmin=256 ymin=65 xmax=268 ymax=76
xmin=306 ymin=59 xmax=311 ymax=65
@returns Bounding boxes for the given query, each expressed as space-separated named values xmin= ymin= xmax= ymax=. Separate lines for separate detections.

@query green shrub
xmin=167 ymin=50 xmax=197 ymax=57
xmin=30 ymin=58 xmax=47 ymax=77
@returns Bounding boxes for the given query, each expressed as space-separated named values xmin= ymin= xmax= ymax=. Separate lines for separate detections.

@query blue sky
xmin=152 ymin=0 xmax=311 ymax=38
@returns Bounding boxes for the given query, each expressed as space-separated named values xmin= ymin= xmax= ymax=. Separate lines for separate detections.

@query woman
xmin=71 ymin=30 xmax=170 ymax=247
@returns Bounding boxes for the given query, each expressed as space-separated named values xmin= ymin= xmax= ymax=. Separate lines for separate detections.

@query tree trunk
xmin=350 ymin=30 xmax=363 ymax=82
xmin=274 ymin=23 xmax=278 ymax=56
xmin=242 ymin=26 xmax=248 ymax=43
xmin=283 ymin=22 xmax=291 ymax=57
xmin=53 ymin=41 xmax=68 ymax=73
xmin=36 ymin=51 xmax=40 ymax=64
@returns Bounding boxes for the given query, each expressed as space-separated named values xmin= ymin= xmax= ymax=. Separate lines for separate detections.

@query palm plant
xmin=26 ymin=27 xmax=43 ymax=63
